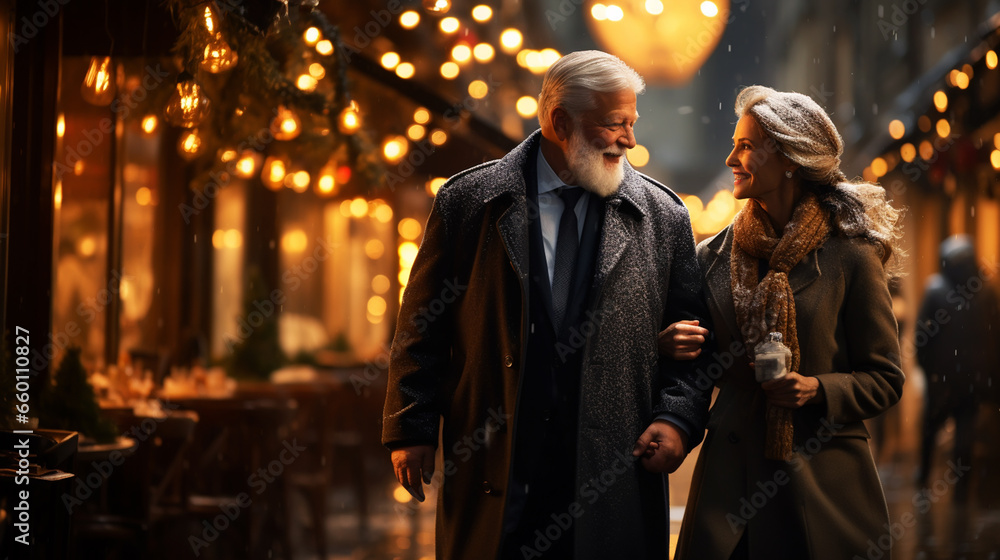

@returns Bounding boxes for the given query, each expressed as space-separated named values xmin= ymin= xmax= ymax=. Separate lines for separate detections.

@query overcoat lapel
xmin=703 ymin=227 xmax=742 ymax=343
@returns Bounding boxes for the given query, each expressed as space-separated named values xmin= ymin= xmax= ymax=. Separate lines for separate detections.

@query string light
xmin=414 ymin=108 xmax=431 ymax=124
xmin=423 ymin=0 xmax=451 ymax=13
xmin=471 ymin=5 xmax=492 ymax=22
xmin=271 ymin=105 xmax=301 ymax=140
xmin=451 ymin=44 xmax=472 ymax=63
xmin=303 ymin=26 xmax=320 ymax=45
xmin=381 ymin=52 xmax=401 ymax=70
xmin=395 ymin=62 xmax=415 ymax=79
xmin=262 ymin=157 xmax=287 ymax=190
xmin=987 ymin=50 xmax=998 ymax=70
xmin=440 ymin=61 xmax=460 ymax=79
xmin=164 ymin=73 xmax=211 ymax=128
xmin=900 ymin=143 xmax=916 ymax=163
xmin=141 ymin=115 xmax=158 ymax=134
xmin=515 ymin=96 xmax=538 ymax=118
xmin=628 ymin=145 xmax=650 ymax=167
xmin=316 ymin=40 xmax=334 ymax=56
xmin=201 ymin=34 xmax=239 ymax=73
xmin=81 ymin=56 xmax=114 ymax=106
xmin=382 ymin=136 xmax=409 ymax=162
xmin=308 ymin=62 xmax=325 ymax=79
xmin=400 ymin=10 xmax=420 ymax=28
xmin=935 ymin=118 xmax=950 ymax=138
xmin=500 ymin=29 xmax=523 ymax=53
xmin=178 ymin=129 xmax=204 ymax=160
xmin=888 ymin=119 xmax=904 ymax=140
xmin=473 ymin=43 xmax=495 ymax=63
xmin=56 ymin=114 xmax=65 ymax=138
xmin=407 ymin=124 xmax=426 ymax=140
xmin=235 ymin=151 xmax=261 ymax=178
xmin=468 ymin=80 xmax=488 ymax=99
xmin=933 ymin=90 xmax=948 ymax=112
xmin=338 ymin=101 xmax=361 ymax=134
xmin=296 ymin=74 xmax=318 ymax=92
xmin=440 ymin=17 xmax=459 ymax=33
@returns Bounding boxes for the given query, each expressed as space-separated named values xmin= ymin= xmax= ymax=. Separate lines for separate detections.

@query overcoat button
xmin=727 ymin=432 xmax=740 ymax=444
xmin=503 ymin=355 xmax=514 ymax=368
xmin=482 ymin=481 xmax=493 ymax=494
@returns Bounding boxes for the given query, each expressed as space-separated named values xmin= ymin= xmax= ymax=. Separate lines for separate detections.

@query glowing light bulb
xmin=472 ymin=5 xmax=492 ymax=22
xmin=81 ymin=56 xmax=114 ymax=106
xmin=440 ymin=17 xmax=459 ymax=33
xmin=423 ymin=0 xmax=450 ymax=13
xmin=296 ymin=74 xmax=318 ymax=92
xmin=308 ymin=63 xmax=325 ymax=79
xmin=262 ymin=157 xmax=287 ymax=190
xmin=473 ymin=43 xmax=495 ymax=62
xmin=141 ymin=115 xmax=158 ymax=134
xmin=56 ymin=114 xmax=65 ymax=138
xmin=201 ymin=34 xmax=238 ymax=73
xmin=396 ymin=62 xmax=415 ymax=79
xmin=400 ymin=10 xmax=420 ymax=28
xmin=164 ymin=73 xmax=211 ymax=128
xmin=178 ymin=129 xmax=204 ymax=160
xmin=303 ymin=27 xmax=320 ymax=45
xmin=382 ymin=136 xmax=408 ymax=162
xmin=338 ymin=101 xmax=361 ymax=134
xmin=516 ymin=96 xmax=538 ymax=118
xmin=888 ymin=120 xmax=904 ymax=140
xmin=202 ymin=6 xmax=217 ymax=33
xmin=271 ymin=106 xmax=301 ymax=141
xmin=440 ymin=61 xmax=460 ymax=79
xmin=381 ymin=52 xmax=401 ymax=69
xmin=452 ymin=44 xmax=472 ymax=63
xmin=316 ymin=40 xmax=334 ymax=56
xmin=235 ymin=151 xmax=260 ymax=178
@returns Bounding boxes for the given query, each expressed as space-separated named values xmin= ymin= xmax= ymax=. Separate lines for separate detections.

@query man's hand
xmin=761 ymin=372 xmax=824 ymax=408
xmin=631 ymin=420 xmax=689 ymax=473
xmin=657 ymin=320 xmax=709 ymax=360
xmin=391 ymin=444 xmax=435 ymax=502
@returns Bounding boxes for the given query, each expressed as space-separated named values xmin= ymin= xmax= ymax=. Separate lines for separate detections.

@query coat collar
xmin=702 ymin=224 xmax=823 ymax=341
xmin=484 ymin=129 xmax=648 ymax=219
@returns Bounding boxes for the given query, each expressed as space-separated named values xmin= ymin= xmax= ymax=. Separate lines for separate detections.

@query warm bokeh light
xmin=591 ymin=3 xmax=607 ymax=20
xmin=383 ymin=136 xmax=409 ymax=162
xmin=381 ymin=52 xmax=401 ymax=70
xmin=451 ymin=44 xmax=472 ymax=63
xmin=407 ymin=124 xmax=426 ymax=140
xmin=339 ymin=101 xmax=361 ymax=134
xmin=936 ymin=119 xmax=951 ymax=138
xmin=57 ymin=114 xmax=65 ymax=137
xmin=516 ymin=96 xmax=538 ymax=118
xmin=179 ymin=129 xmax=203 ymax=159
xmin=393 ymin=485 xmax=412 ymax=503
xmin=933 ymin=90 xmax=948 ymax=112
xmin=315 ymin=40 xmax=334 ymax=56
xmin=303 ymin=27 xmax=320 ymax=45
xmin=955 ymin=71 xmax=970 ymax=89
xmin=272 ymin=106 xmax=301 ymax=141
xmin=367 ymin=295 xmax=387 ymax=316
xmin=395 ymin=62 xmax=415 ymax=79
xmin=414 ymin=107 xmax=431 ymax=124
xmin=317 ymin=172 xmax=336 ymax=196
xmin=398 ymin=242 xmax=419 ymax=265
xmin=350 ymin=197 xmax=369 ymax=218
xmin=539 ymin=48 xmax=561 ymax=68
xmin=473 ymin=43 xmax=495 ymax=63
xmin=472 ymin=4 xmax=492 ymax=22
xmin=290 ymin=170 xmax=310 ymax=192
xmin=399 ymin=10 xmax=420 ymax=29
xmin=605 ymin=4 xmax=624 ymax=21
xmin=628 ymin=145 xmax=650 ymax=167
xmin=888 ymin=120 xmax=904 ymax=140
xmin=900 ymin=143 xmax=916 ymax=163
xmin=296 ymin=74 xmax=318 ymax=92
xmin=500 ymin=29 xmax=523 ymax=52
xmin=918 ymin=140 xmax=934 ymax=160
xmin=871 ymin=157 xmax=888 ymax=177
xmin=468 ymin=80 xmax=489 ymax=99
xmin=372 ymin=275 xmax=391 ymax=294
xmin=398 ymin=218 xmax=424 ymax=240
xmin=430 ymin=129 xmax=448 ymax=146
xmin=426 ymin=177 xmax=447 ymax=196
xmin=135 ymin=186 xmax=152 ymax=206
xmin=645 ymin=0 xmax=664 ymax=14
xmin=263 ymin=157 xmax=287 ymax=190
xmin=862 ymin=166 xmax=876 ymax=183
xmin=701 ymin=1 xmax=719 ymax=17
xmin=224 ymin=229 xmax=243 ymax=250
xmin=988 ymin=50 xmax=998 ymax=70
xmin=683 ymin=194 xmax=704 ymax=223
xmin=141 ymin=115 xmax=158 ymax=134
xmin=281 ymin=230 xmax=307 ymax=253
xmin=992 ymin=150 xmax=1000 ymax=170
xmin=423 ymin=0 xmax=451 ymax=13
xmin=440 ymin=17 xmax=460 ymax=33
xmin=994 ymin=133 xmax=1000 ymax=150
xmin=365 ymin=239 xmax=385 ymax=260
xmin=440 ymin=61 xmax=460 ymax=79
xmin=235 ymin=151 xmax=258 ymax=177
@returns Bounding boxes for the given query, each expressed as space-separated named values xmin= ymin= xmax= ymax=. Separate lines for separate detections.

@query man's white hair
xmin=538 ymin=50 xmax=645 ymax=129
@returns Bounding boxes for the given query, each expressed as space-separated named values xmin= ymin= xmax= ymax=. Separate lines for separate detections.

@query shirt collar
xmin=536 ymin=145 xmax=573 ymax=195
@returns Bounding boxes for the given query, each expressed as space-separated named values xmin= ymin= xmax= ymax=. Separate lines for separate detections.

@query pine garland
xmin=163 ymin=0 xmax=384 ymax=196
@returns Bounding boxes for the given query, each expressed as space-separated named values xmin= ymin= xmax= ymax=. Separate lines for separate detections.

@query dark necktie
xmin=552 ymin=187 xmax=584 ymax=331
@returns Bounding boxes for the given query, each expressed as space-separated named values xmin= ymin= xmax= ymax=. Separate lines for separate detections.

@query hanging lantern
xmin=164 ymin=72 xmax=211 ymax=128
xmin=81 ymin=56 xmax=114 ymax=106
xmin=177 ymin=129 xmax=204 ymax=160
xmin=270 ymin=105 xmax=301 ymax=140
xmin=201 ymin=34 xmax=239 ymax=73
xmin=338 ymin=101 xmax=361 ymax=135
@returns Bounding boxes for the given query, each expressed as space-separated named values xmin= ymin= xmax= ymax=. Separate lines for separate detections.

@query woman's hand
xmin=657 ymin=320 xmax=709 ymax=360
xmin=761 ymin=372 xmax=824 ymax=408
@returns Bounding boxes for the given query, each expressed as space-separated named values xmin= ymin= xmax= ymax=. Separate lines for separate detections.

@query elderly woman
xmin=660 ymin=85 xmax=905 ymax=559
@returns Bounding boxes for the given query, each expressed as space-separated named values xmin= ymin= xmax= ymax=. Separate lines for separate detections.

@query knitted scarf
xmin=731 ymin=193 xmax=830 ymax=461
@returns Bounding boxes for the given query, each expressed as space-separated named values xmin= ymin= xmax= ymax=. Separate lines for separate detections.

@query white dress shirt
xmin=536 ymin=147 xmax=589 ymax=289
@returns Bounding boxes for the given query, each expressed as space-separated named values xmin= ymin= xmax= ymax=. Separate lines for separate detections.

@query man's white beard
xmin=565 ymin=130 xmax=626 ymax=197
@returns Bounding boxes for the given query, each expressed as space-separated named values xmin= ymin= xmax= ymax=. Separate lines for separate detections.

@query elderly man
xmin=382 ymin=50 xmax=712 ymax=560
